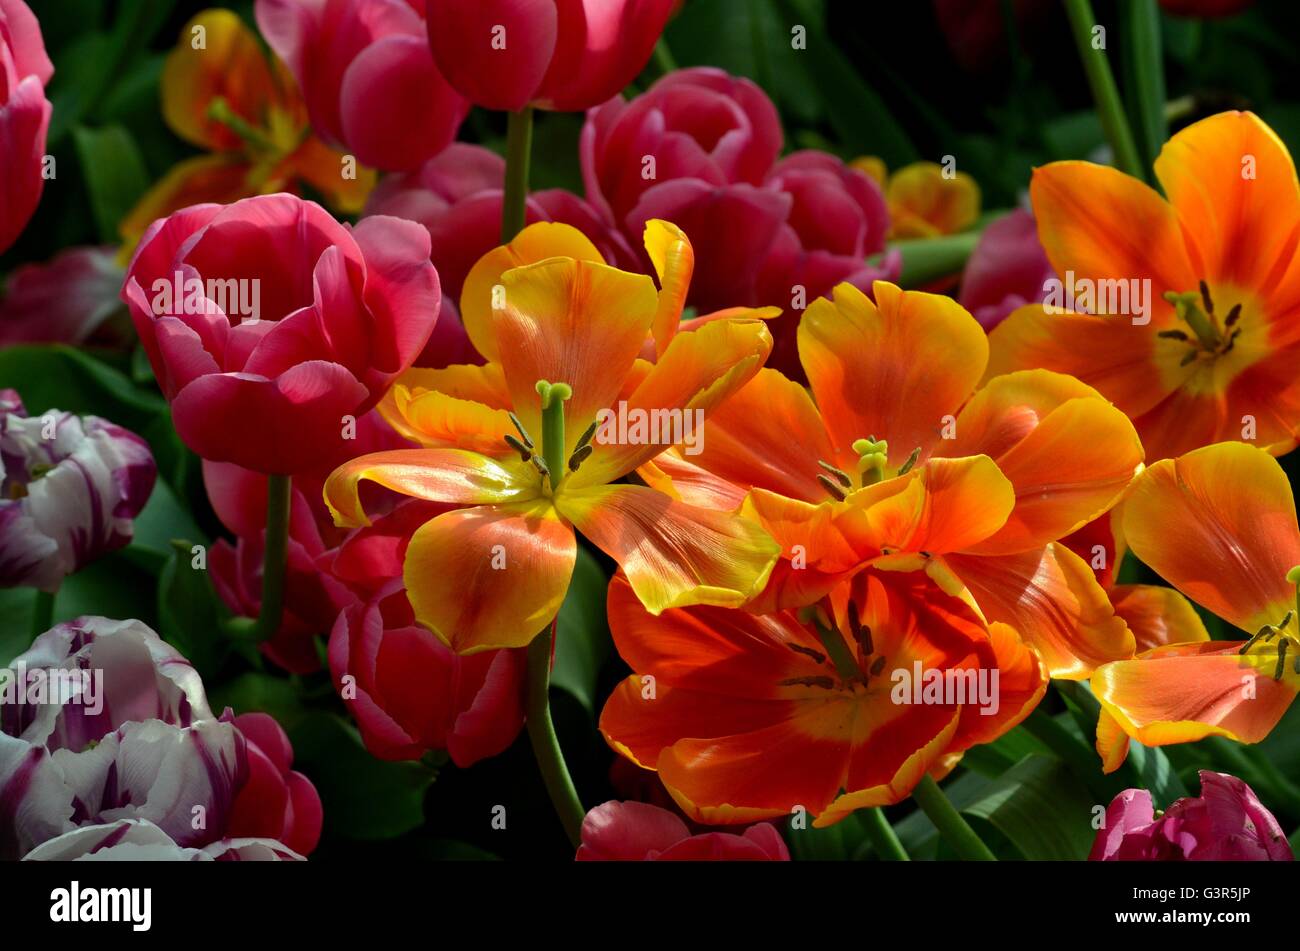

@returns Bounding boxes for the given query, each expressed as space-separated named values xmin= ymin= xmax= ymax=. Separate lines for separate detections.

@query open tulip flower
xmin=324 ymin=221 xmax=779 ymax=653
xmin=643 ymin=280 xmax=1144 ymax=679
xmin=1092 ymin=441 xmax=1300 ymax=770
xmin=600 ymin=567 xmax=1045 ymax=826
xmin=990 ymin=111 xmax=1300 ymax=461
xmin=122 ymin=9 xmax=377 ymax=247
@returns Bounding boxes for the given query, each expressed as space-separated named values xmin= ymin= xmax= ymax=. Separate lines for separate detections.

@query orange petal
xmin=404 ymin=500 xmax=575 ymax=653
xmin=637 ymin=450 xmax=750 ymax=511
xmin=949 ymin=621 xmax=1048 ymax=753
xmin=556 ymin=483 xmax=779 ymax=613
xmin=839 ymin=455 xmax=1015 ymax=557
xmin=1153 ymin=111 xmax=1300 ymax=294
xmin=494 ymin=257 xmax=658 ymax=453
xmin=323 ymin=448 xmax=540 ymax=527
xmin=571 ymin=317 xmax=772 ymax=488
xmin=379 ymin=364 xmax=515 ymax=453
xmin=944 ymin=371 xmax=1143 ymax=555
xmin=1111 ymin=583 xmax=1210 ymax=652
xmin=1121 ymin=442 xmax=1300 ymax=632
xmin=1095 ymin=707 xmax=1132 ymax=774
xmin=119 ymin=155 xmax=253 ymax=247
xmin=946 ymin=543 xmax=1136 ymax=679
xmin=605 ymin=572 xmax=834 ymax=700
xmin=986 ymin=304 xmax=1175 ymax=421
xmin=644 ymin=219 xmax=694 ymax=356
xmin=460 ymin=222 xmax=605 ymax=362
xmin=1092 ymin=641 xmax=1296 ymax=750
xmin=286 ymin=135 xmax=377 ymax=215
xmin=1029 ymin=160 xmax=1196 ymax=309
xmin=162 ymin=9 xmax=284 ymax=151
xmin=799 ymin=282 xmax=986 ymax=467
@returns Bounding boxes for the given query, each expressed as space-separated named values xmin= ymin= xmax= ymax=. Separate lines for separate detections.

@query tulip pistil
xmin=1162 ymin=281 xmax=1244 ymax=366
xmin=535 ymin=380 xmax=573 ymax=492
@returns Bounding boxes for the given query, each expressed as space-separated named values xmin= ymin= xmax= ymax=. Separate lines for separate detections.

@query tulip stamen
xmin=1164 ymin=282 xmax=1248 ymax=363
xmin=818 ymin=474 xmax=847 ymax=501
xmin=818 ymin=460 xmax=853 ymax=488
xmin=508 ymin=412 xmax=535 ymax=449
xmin=788 ymin=642 xmax=828 ymax=666
xmin=504 ymin=434 xmax=532 ymax=462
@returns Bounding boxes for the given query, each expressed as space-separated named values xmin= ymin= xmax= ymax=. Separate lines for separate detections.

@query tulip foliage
xmin=3 ymin=0 xmax=1300 ymax=869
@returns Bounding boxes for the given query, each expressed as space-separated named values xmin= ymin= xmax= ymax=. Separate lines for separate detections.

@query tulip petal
xmin=426 ymin=0 xmax=558 ymax=112
xmin=1121 ymin=442 xmax=1300 ymax=633
xmin=1111 ymin=584 xmax=1211 ymax=652
xmin=799 ymin=282 xmax=987 ymax=468
xmin=324 ymin=448 xmax=540 ymax=527
xmin=557 ymin=483 xmax=779 ymax=613
xmin=571 ymin=317 xmax=772 ymax=488
xmin=1092 ymin=641 xmax=1296 ymax=750
xmin=460 ymin=221 xmax=605 ymax=362
xmin=944 ymin=371 xmax=1143 ymax=555
xmin=644 ymin=218 xmax=694 ymax=355
xmin=404 ymin=500 xmax=576 ymax=654
xmin=946 ymin=543 xmax=1135 ymax=679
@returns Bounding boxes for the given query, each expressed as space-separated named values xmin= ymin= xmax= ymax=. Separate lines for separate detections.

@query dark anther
xmin=818 ymin=460 xmax=852 ymax=488
xmin=1199 ymin=279 xmax=1214 ymax=316
xmin=818 ymin=474 xmax=847 ymax=501
xmin=1179 ymin=350 xmax=1198 ymax=367
xmin=788 ymin=643 xmax=828 ymax=665
xmin=1276 ymin=638 xmax=1290 ymax=681
xmin=847 ymin=607 xmax=873 ymax=655
xmin=508 ymin=412 xmax=534 ymax=449
xmin=573 ymin=420 xmax=599 ymax=453
xmin=869 ymin=656 xmax=886 ymax=676
xmin=531 ymin=455 xmax=550 ymax=477
xmin=897 ymin=446 xmax=922 ymax=477
xmin=1224 ymin=303 xmax=1242 ymax=328
xmin=1157 ymin=329 xmax=1190 ymax=341
xmin=567 ymin=444 xmax=593 ymax=471
xmin=504 ymin=434 xmax=532 ymax=461
xmin=777 ymin=675 xmax=837 ymax=690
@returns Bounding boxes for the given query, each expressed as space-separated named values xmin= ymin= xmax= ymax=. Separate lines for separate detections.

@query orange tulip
xmin=600 ymin=568 xmax=1045 ymax=825
xmin=852 ymin=158 xmax=980 ymax=238
xmin=643 ymin=280 xmax=1145 ymax=679
xmin=324 ymin=223 xmax=780 ymax=654
xmin=1091 ymin=441 xmax=1300 ymax=771
xmin=120 ymin=9 xmax=375 ymax=247
xmin=989 ymin=111 xmax=1300 ymax=461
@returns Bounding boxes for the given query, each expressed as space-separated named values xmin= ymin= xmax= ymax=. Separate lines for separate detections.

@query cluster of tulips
xmin=1 ymin=0 xmax=1298 ymax=862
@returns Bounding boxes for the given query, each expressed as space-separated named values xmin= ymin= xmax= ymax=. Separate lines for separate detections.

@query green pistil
xmin=207 ymin=97 xmax=276 ymax=154
xmin=810 ymin=612 xmax=863 ymax=684
xmin=535 ymin=380 xmax=572 ymax=491
xmin=1163 ymin=289 xmax=1221 ymax=351
xmin=852 ymin=436 xmax=890 ymax=487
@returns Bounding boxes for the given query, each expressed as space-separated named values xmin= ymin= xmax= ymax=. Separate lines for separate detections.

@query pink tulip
xmin=122 ymin=194 xmax=440 ymax=475
xmin=0 ymin=392 xmax=156 ymax=592
xmin=958 ymin=208 xmax=1053 ymax=330
xmin=1091 ymin=771 xmax=1294 ymax=861
xmin=0 ymin=247 xmax=125 ymax=346
xmin=426 ymin=0 xmax=675 ymax=113
xmin=255 ymin=0 xmax=469 ymax=171
xmin=576 ymin=801 xmax=790 ymax=861
xmin=0 ymin=0 xmax=52 ymax=254
xmin=329 ymin=581 xmax=526 ymax=765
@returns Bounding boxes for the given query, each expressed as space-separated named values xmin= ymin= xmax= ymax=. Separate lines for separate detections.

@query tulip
xmin=122 ymin=194 xmax=441 ymax=476
xmin=227 ymin=713 xmax=323 ymax=855
xmin=425 ymin=0 xmax=675 ymax=113
xmin=0 ymin=0 xmax=52 ymax=255
xmin=1091 ymin=772 xmax=1292 ymax=861
xmin=0 ymin=617 xmax=318 ymax=859
xmin=576 ymin=801 xmax=790 ymax=861
xmin=0 ymin=246 xmax=125 ymax=346
xmin=959 ymin=208 xmax=1054 ymax=330
xmin=990 ymin=111 xmax=1300 ymax=460
xmin=0 ymin=392 xmax=156 ymax=593
xmin=22 ymin=818 xmax=305 ymax=860
xmin=255 ymin=0 xmax=469 ymax=172
xmin=329 ymin=583 xmax=526 ymax=764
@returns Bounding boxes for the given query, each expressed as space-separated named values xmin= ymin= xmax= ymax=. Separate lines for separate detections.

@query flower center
xmin=816 ymin=436 xmax=921 ymax=500
xmin=500 ymin=380 xmax=598 ymax=493
xmin=778 ymin=603 xmax=887 ymax=693
xmin=1237 ymin=566 xmax=1300 ymax=684
xmin=1158 ymin=280 xmax=1243 ymax=365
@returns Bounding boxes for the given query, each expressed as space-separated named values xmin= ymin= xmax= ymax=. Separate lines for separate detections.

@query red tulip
xmin=576 ymin=801 xmax=790 ymax=861
xmin=228 ymin=713 xmax=323 ymax=856
xmin=122 ymin=194 xmax=440 ymax=475
xmin=0 ymin=0 xmax=53 ymax=254
xmin=329 ymin=581 xmax=526 ymax=765
xmin=255 ymin=0 xmax=469 ymax=171
xmin=426 ymin=0 xmax=675 ymax=113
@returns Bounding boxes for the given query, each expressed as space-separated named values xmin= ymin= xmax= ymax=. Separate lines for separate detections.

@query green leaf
xmin=209 ymin=672 xmax=310 ymax=731
xmin=156 ymin=540 xmax=230 ymax=681
xmin=1121 ymin=0 xmax=1167 ymax=180
xmin=960 ymin=755 xmax=1099 ymax=860
xmin=551 ymin=547 xmax=612 ymax=715
xmin=73 ymin=125 xmax=150 ymax=243
xmin=0 ymin=589 xmax=38 ymax=664
xmin=0 ymin=345 xmax=166 ymax=433
xmin=785 ymin=810 xmax=869 ymax=861
xmin=287 ymin=712 xmax=437 ymax=842
xmin=55 ymin=552 xmax=158 ymax=629
xmin=124 ymin=481 xmax=207 ymax=573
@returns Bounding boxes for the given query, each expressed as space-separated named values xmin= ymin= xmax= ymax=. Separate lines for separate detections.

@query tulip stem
xmin=912 ymin=774 xmax=997 ymax=861
xmin=225 ymin=474 xmax=291 ymax=643
xmin=502 ymin=107 xmax=534 ymax=243
xmin=1063 ymin=0 xmax=1145 ymax=180
xmin=31 ymin=589 xmax=55 ymax=637
xmin=861 ymin=807 xmax=910 ymax=861
xmin=525 ymin=621 xmax=585 ymax=848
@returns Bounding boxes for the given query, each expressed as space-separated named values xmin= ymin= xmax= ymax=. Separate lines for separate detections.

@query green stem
xmin=32 ymin=589 xmax=55 ymax=637
xmin=652 ymin=36 xmax=678 ymax=76
xmin=1064 ymin=0 xmax=1145 ymax=180
xmin=525 ymin=623 xmax=585 ymax=848
xmin=224 ymin=474 xmax=291 ymax=643
xmin=501 ymin=107 xmax=534 ymax=243
xmin=861 ymin=807 xmax=910 ymax=861
xmin=207 ymin=97 xmax=276 ymax=153
xmin=912 ymin=774 xmax=997 ymax=861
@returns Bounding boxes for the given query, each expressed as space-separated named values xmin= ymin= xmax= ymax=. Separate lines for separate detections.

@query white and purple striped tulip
xmin=0 ymin=390 xmax=156 ymax=591
xmin=21 ymin=817 xmax=304 ymax=861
